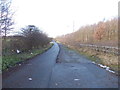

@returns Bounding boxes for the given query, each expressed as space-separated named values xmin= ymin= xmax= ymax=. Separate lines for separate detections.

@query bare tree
xmin=0 ymin=0 xmax=14 ymax=39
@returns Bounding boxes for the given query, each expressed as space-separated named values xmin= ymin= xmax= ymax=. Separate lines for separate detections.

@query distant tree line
xmin=56 ymin=17 xmax=118 ymax=46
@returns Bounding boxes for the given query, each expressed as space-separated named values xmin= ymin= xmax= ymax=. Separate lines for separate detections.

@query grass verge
xmin=2 ymin=43 xmax=53 ymax=71
xmin=64 ymin=44 xmax=119 ymax=74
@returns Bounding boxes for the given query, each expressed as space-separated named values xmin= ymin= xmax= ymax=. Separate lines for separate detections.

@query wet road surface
xmin=3 ymin=43 xmax=118 ymax=88
xmin=3 ymin=42 xmax=59 ymax=88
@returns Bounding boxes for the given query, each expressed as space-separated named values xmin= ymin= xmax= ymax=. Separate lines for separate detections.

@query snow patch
xmin=108 ymin=70 xmax=115 ymax=73
xmin=97 ymin=63 xmax=115 ymax=74
xmin=106 ymin=67 xmax=110 ymax=71
xmin=92 ymin=62 xmax=95 ymax=64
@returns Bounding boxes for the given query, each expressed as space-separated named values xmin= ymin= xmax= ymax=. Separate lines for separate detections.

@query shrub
xmin=21 ymin=25 xmax=51 ymax=50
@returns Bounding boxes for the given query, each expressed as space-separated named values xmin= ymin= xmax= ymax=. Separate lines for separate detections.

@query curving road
xmin=3 ymin=42 xmax=59 ymax=88
xmin=3 ymin=42 xmax=118 ymax=88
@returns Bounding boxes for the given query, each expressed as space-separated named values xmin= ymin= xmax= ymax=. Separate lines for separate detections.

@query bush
xmin=21 ymin=25 xmax=51 ymax=50
xmin=2 ymin=25 xmax=51 ymax=55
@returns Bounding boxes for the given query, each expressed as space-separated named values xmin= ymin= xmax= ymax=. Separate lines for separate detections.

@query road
xmin=49 ymin=44 xmax=118 ymax=88
xmin=3 ymin=42 xmax=118 ymax=88
xmin=3 ymin=42 xmax=59 ymax=88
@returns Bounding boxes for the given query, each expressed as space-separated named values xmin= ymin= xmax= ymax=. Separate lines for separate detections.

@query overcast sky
xmin=11 ymin=0 xmax=119 ymax=37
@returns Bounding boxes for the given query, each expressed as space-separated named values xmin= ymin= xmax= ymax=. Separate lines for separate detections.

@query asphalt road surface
xmin=3 ymin=42 xmax=118 ymax=88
